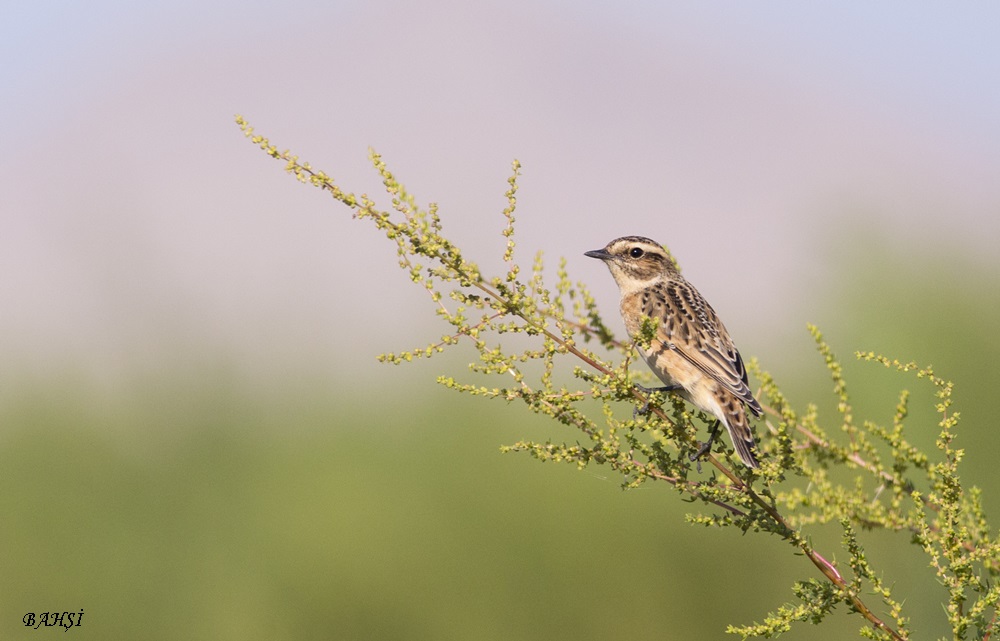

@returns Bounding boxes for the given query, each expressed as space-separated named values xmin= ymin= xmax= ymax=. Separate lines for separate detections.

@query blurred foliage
xmin=3 ymin=238 xmax=998 ymax=639
xmin=0 ymin=372 xmax=793 ymax=640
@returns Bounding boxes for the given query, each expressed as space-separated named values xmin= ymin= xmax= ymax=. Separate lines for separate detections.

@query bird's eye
xmin=629 ymin=247 xmax=644 ymax=258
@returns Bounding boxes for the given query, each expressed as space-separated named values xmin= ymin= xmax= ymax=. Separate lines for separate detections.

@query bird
xmin=585 ymin=236 xmax=762 ymax=468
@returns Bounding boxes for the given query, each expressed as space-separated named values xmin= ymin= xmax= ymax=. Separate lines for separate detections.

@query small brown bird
xmin=585 ymin=236 xmax=762 ymax=468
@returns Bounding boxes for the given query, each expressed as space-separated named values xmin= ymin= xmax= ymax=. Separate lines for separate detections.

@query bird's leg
xmin=633 ymin=384 xmax=682 ymax=418
xmin=690 ymin=420 xmax=723 ymax=472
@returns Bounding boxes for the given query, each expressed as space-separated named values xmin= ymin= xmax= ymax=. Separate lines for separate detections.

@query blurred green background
xmin=4 ymin=2 xmax=1000 ymax=639
xmin=3 ymin=240 xmax=998 ymax=640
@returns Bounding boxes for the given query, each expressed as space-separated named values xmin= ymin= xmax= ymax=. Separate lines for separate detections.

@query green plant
xmin=236 ymin=116 xmax=1000 ymax=639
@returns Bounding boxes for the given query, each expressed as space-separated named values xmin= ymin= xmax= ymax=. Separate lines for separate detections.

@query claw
xmin=633 ymin=384 xmax=682 ymax=419
xmin=689 ymin=420 xmax=722 ymax=472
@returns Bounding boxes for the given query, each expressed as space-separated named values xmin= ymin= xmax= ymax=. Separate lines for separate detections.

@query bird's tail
xmin=720 ymin=394 xmax=759 ymax=468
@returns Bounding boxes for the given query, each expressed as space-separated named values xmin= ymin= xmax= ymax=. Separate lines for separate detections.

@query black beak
xmin=584 ymin=248 xmax=612 ymax=261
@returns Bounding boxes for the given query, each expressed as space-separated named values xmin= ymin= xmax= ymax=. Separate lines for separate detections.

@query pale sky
xmin=3 ymin=1 xmax=999 ymax=390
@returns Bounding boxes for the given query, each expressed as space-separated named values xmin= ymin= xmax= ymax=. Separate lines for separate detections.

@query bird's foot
xmin=633 ymin=384 xmax=682 ymax=418
xmin=689 ymin=420 xmax=722 ymax=473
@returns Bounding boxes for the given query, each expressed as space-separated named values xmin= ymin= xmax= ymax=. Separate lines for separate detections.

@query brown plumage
xmin=585 ymin=236 xmax=762 ymax=468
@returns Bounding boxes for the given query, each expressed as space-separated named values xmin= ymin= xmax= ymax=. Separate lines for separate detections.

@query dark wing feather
xmin=647 ymin=280 xmax=762 ymax=417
